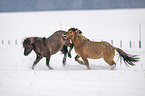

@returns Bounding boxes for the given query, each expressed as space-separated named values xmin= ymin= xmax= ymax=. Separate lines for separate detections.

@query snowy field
xmin=0 ymin=9 xmax=145 ymax=96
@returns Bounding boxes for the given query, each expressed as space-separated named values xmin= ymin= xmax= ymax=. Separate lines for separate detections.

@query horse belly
xmin=75 ymin=45 xmax=103 ymax=59
xmin=86 ymin=51 xmax=103 ymax=59
xmin=52 ymin=45 xmax=63 ymax=55
xmin=48 ymin=42 xmax=63 ymax=55
xmin=85 ymin=42 xmax=104 ymax=59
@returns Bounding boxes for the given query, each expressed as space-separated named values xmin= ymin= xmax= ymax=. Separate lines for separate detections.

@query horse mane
xmin=23 ymin=37 xmax=43 ymax=48
xmin=77 ymin=33 xmax=89 ymax=41
xmin=68 ymin=28 xmax=78 ymax=32
xmin=68 ymin=28 xmax=89 ymax=41
xmin=23 ymin=38 xmax=31 ymax=48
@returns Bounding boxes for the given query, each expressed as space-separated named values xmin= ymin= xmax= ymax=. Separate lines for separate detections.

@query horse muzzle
xmin=24 ymin=53 xmax=28 ymax=56
xmin=24 ymin=51 xmax=30 ymax=56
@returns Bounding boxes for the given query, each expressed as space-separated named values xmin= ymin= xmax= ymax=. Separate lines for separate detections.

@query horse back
xmin=45 ymin=31 xmax=67 ymax=55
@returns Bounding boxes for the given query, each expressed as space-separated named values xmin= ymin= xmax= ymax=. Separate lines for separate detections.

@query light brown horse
xmin=23 ymin=30 xmax=73 ymax=70
xmin=62 ymin=28 xmax=139 ymax=70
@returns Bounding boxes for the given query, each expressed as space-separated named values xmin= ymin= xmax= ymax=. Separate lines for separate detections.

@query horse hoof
xmin=68 ymin=54 xmax=72 ymax=58
xmin=32 ymin=66 xmax=35 ymax=70
xmin=79 ymin=61 xmax=84 ymax=64
xmin=63 ymin=60 xmax=66 ymax=65
xmin=63 ymin=63 xmax=66 ymax=66
xmin=49 ymin=67 xmax=53 ymax=70
xmin=87 ymin=67 xmax=91 ymax=70
xmin=80 ymin=61 xmax=83 ymax=64
xmin=110 ymin=64 xmax=116 ymax=70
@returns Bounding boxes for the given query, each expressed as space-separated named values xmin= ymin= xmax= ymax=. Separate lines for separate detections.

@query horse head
xmin=23 ymin=38 xmax=34 ymax=56
xmin=62 ymin=28 xmax=82 ymax=40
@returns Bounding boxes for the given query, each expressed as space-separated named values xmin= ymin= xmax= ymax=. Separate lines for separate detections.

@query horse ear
xmin=78 ymin=30 xmax=82 ymax=34
xmin=76 ymin=30 xmax=82 ymax=34
xmin=26 ymin=38 xmax=34 ymax=45
xmin=43 ymin=37 xmax=46 ymax=41
xmin=30 ymin=38 xmax=34 ymax=44
xmin=23 ymin=38 xmax=31 ymax=48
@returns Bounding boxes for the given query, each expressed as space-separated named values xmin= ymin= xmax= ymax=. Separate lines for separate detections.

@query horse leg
xmin=103 ymin=59 xmax=116 ymax=70
xmin=81 ymin=56 xmax=90 ymax=70
xmin=32 ymin=55 xmax=42 ymax=69
xmin=60 ymin=45 xmax=68 ymax=66
xmin=75 ymin=55 xmax=85 ymax=65
xmin=103 ymin=50 xmax=116 ymax=70
xmin=68 ymin=44 xmax=74 ymax=58
xmin=64 ymin=40 xmax=74 ymax=58
xmin=75 ymin=55 xmax=90 ymax=69
xmin=46 ymin=56 xmax=53 ymax=70
xmin=63 ymin=53 xmax=67 ymax=66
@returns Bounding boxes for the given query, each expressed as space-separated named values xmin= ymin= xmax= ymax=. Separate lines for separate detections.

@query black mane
xmin=68 ymin=28 xmax=78 ymax=31
xmin=23 ymin=38 xmax=31 ymax=48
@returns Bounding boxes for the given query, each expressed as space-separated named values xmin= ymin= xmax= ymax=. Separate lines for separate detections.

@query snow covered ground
xmin=0 ymin=9 xmax=145 ymax=96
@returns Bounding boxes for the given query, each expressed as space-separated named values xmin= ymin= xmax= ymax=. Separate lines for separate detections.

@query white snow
xmin=0 ymin=9 xmax=145 ymax=96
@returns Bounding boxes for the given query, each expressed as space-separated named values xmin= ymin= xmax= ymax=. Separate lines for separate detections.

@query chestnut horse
xmin=62 ymin=28 xmax=139 ymax=70
xmin=23 ymin=30 xmax=73 ymax=70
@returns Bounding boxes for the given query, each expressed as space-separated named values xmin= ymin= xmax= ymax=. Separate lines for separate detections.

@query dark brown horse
xmin=62 ymin=28 xmax=139 ymax=70
xmin=23 ymin=30 xmax=73 ymax=69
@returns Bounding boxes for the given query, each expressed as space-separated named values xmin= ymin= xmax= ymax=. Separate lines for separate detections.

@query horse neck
xmin=71 ymin=33 xmax=84 ymax=47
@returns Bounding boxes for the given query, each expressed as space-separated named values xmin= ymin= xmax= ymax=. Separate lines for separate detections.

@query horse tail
xmin=115 ymin=47 xmax=139 ymax=67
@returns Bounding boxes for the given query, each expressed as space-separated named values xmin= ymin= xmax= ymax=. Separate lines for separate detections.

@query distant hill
xmin=0 ymin=0 xmax=145 ymax=12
